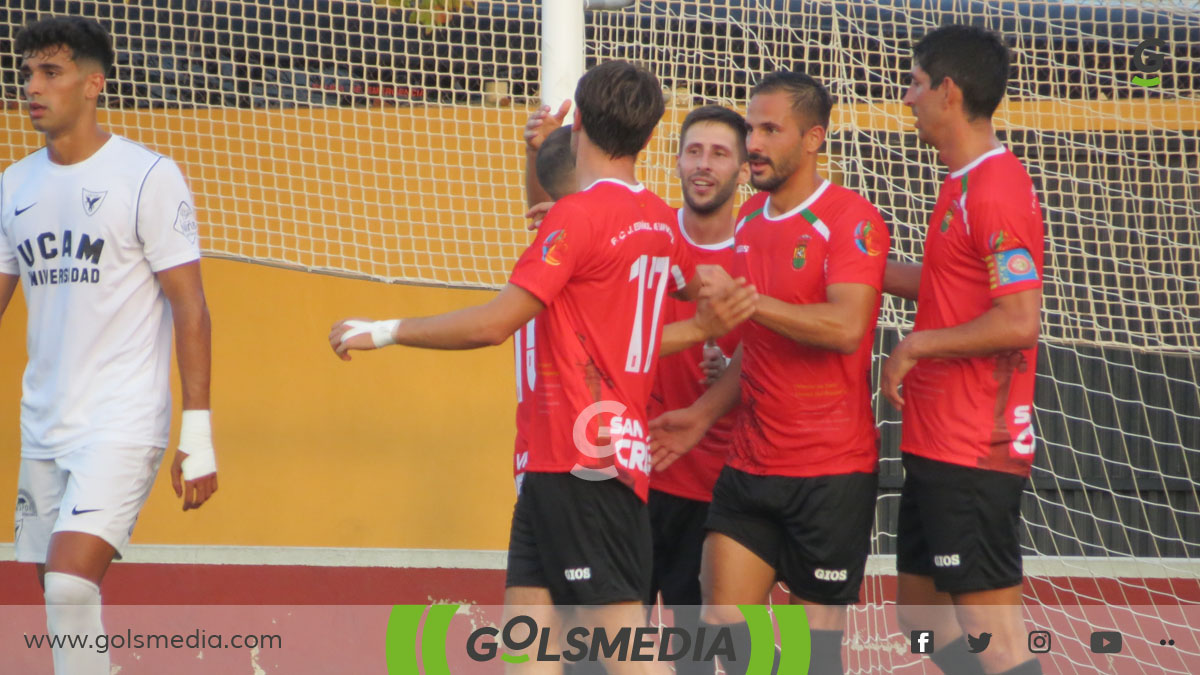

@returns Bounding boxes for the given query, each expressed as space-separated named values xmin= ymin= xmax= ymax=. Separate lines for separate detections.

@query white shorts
xmin=14 ymin=445 xmax=165 ymax=563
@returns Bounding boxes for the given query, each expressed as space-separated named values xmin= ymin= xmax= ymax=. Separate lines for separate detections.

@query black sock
xmin=808 ymin=629 xmax=844 ymax=675
xmin=702 ymin=621 xmax=752 ymax=675
xmin=930 ymin=636 xmax=986 ymax=675
xmin=669 ymin=607 xmax=715 ymax=675
xmin=996 ymin=659 xmax=1043 ymax=675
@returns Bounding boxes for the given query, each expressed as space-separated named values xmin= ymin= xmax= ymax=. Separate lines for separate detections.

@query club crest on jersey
xmin=854 ymin=220 xmax=884 ymax=256
xmin=542 ymin=229 xmax=565 ymax=266
xmin=939 ymin=210 xmax=952 ymax=233
xmin=82 ymin=189 xmax=107 ymax=216
xmin=792 ymin=235 xmax=810 ymax=270
xmin=173 ymin=201 xmax=198 ymax=244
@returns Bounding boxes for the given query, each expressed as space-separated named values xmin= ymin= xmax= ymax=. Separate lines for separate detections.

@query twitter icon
xmin=967 ymin=633 xmax=992 ymax=653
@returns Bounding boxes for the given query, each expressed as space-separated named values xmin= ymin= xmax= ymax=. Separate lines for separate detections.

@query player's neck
xmin=681 ymin=202 xmax=735 ymax=246
xmin=573 ymin=140 xmax=639 ymax=190
xmin=937 ymin=120 xmax=1002 ymax=174
xmin=45 ymin=121 xmax=111 ymax=166
xmin=766 ymin=167 xmax=825 ymax=217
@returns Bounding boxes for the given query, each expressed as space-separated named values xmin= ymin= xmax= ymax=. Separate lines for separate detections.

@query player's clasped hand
xmin=699 ymin=340 xmax=729 ymax=386
xmin=695 ymin=276 xmax=758 ymax=338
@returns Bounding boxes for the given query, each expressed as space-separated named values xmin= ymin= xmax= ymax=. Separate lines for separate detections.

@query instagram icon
xmin=1028 ymin=631 xmax=1052 ymax=653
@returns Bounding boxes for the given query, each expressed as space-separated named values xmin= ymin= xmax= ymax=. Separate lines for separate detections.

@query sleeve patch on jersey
xmin=541 ymin=229 xmax=565 ymax=265
xmin=854 ymin=220 xmax=885 ymax=256
xmin=172 ymin=201 xmax=198 ymax=244
xmin=988 ymin=248 xmax=1038 ymax=289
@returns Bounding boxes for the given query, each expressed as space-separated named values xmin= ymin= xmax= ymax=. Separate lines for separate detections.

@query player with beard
xmin=644 ymin=105 xmax=749 ymax=675
xmin=651 ymin=72 xmax=890 ymax=675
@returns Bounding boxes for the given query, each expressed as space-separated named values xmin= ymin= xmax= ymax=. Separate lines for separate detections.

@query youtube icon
xmin=1090 ymin=631 xmax=1123 ymax=654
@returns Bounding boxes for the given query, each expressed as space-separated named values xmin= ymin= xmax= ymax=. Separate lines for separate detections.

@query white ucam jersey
xmin=0 ymin=135 xmax=200 ymax=458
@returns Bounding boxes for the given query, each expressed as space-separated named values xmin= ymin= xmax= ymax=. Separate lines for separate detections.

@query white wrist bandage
xmin=179 ymin=410 xmax=217 ymax=480
xmin=340 ymin=319 xmax=401 ymax=348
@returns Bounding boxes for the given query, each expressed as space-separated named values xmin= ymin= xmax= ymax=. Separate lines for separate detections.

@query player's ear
xmin=804 ymin=124 xmax=827 ymax=154
xmin=940 ymin=76 xmax=962 ymax=113
xmin=81 ymin=66 xmax=105 ymax=102
xmin=736 ymin=159 xmax=750 ymax=186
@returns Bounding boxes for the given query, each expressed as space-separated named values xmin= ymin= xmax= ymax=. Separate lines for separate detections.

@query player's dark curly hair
xmin=535 ymin=126 xmax=576 ymax=201
xmin=750 ymin=71 xmax=833 ymax=131
xmin=679 ymin=105 xmax=748 ymax=162
xmin=15 ymin=16 xmax=114 ymax=75
xmin=914 ymin=25 xmax=1011 ymax=120
xmin=574 ymin=60 xmax=665 ymax=159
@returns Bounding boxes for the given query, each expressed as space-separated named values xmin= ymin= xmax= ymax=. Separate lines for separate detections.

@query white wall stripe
xmin=1 ymin=544 xmax=1195 ymax=577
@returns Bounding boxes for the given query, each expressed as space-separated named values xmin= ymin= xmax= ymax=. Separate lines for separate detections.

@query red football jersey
xmin=730 ymin=181 xmax=888 ymax=477
xmin=647 ymin=209 xmax=740 ymax=503
xmin=901 ymin=148 xmax=1044 ymax=477
xmin=509 ymin=179 xmax=696 ymax=501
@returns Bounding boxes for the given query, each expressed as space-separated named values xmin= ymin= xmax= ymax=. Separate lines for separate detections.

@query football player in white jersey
xmin=0 ymin=17 xmax=218 ymax=675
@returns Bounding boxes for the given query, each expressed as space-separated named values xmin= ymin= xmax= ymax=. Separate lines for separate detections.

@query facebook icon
xmin=911 ymin=630 xmax=935 ymax=654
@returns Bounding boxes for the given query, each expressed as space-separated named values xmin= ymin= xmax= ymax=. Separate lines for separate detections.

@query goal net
xmin=585 ymin=2 xmax=1197 ymax=673
xmin=1 ymin=1 xmax=1196 ymax=671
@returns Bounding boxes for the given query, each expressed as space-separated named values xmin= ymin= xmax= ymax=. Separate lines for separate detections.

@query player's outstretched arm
xmin=157 ymin=260 xmax=218 ymax=511
xmin=0 ymin=273 xmax=17 ymax=324
xmin=650 ymin=345 xmax=743 ymax=471
xmin=331 ymin=283 xmax=545 ymax=358
xmin=881 ymin=288 xmax=1040 ymax=409
xmin=752 ymin=282 xmax=879 ymax=354
xmin=884 ymin=260 xmax=922 ymax=300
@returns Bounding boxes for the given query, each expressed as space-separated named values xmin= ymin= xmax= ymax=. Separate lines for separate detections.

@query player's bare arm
xmin=157 ymin=260 xmax=218 ymax=511
xmin=649 ymin=344 xmax=743 ymax=471
xmin=524 ymin=101 xmax=571 ymax=207
xmin=0 ymin=272 xmax=17 ymax=323
xmin=331 ymin=282 xmax=545 ymax=358
xmin=881 ymin=287 xmax=1040 ymax=409
xmin=752 ymin=282 xmax=880 ymax=354
xmin=884 ymin=260 xmax=922 ymax=300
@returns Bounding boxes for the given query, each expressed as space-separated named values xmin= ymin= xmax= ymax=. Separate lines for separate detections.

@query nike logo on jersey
xmin=14 ymin=203 xmax=36 ymax=216
xmin=71 ymin=506 xmax=102 ymax=516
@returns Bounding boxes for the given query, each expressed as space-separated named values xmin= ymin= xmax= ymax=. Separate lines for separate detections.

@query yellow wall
xmin=0 ymin=258 xmax=520 ymax=549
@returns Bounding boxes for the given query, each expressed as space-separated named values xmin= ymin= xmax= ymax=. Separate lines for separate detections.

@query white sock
xmin=44 ymin=571 xmax=108 ymax=675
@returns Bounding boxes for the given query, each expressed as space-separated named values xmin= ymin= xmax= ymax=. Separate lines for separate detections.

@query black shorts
xmin=647 ymin=489 xmax=709 ymax=606
xmin=705 ymin=466 xmax=877 ymax=605
xmin=896 ymin=452 xmax=1028 ymax=594
xmin=506 ymin=471 xmax=652 ymax=605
